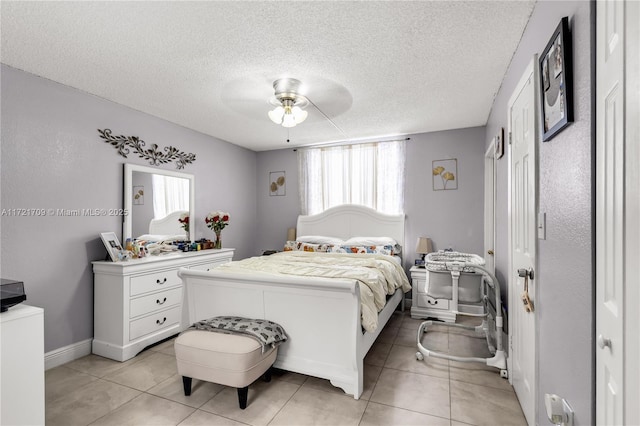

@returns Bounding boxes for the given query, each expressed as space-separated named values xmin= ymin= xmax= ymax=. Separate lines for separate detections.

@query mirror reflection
xmin=124 ymin=164 xmax=194 ymax=243
xmin=132 ymin=172 xmax=189 ymax=238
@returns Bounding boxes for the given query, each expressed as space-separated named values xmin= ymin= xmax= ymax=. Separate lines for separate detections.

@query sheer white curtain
xmin=152 ymin=175 xmax=189 ymax=219
xmin=298 ymin=140 xmax=406 ymax=215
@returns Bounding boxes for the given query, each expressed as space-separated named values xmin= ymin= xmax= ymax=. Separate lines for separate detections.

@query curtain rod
xmin=292 ymin=137 xmax=410 ymax=152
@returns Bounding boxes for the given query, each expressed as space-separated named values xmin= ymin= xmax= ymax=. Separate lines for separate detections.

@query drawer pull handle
xmin=156 ymin=317 xmax=167 ymax=325
xmin=156 ymin=278 xmax=167 ymax=285
xmin=156 ymin=297 xmax=167 ymax=305
xmin=427 ymin=299 xmax=438 ymax=305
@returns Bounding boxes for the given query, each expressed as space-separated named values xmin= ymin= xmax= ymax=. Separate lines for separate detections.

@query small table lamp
xmin=416 ymin=237 xmax=433 ymax=262
xmin=287 ymin=227 xmax=297 ymax=242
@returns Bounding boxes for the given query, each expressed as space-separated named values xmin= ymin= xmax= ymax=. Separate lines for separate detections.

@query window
xmin=298 ymin=140 xmax=406 ymax=215
xmin=152 ymin=174 xmax=189 ymax=219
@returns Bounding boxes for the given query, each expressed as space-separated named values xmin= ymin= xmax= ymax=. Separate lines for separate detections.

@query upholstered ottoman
xmin=175 ymin=318 xmax=285 ymax=409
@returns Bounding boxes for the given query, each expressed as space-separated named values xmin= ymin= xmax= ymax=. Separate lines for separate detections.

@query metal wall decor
xmin=432 ymin=158 xmax=458 ymax=191
xmin=98 ymin=129 xmax=196 ymax=169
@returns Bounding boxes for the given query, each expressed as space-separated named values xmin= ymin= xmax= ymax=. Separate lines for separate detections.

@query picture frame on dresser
xmin=100 ymin=232 xmax=122 ymax=262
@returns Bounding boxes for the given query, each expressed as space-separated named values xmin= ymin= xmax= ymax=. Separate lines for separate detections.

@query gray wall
xmin=485 ymin=1 xmax=593 ymax=424
xmin=255 ymin=149 xmax=300 ymax=255
xmin=0 ymin=65 xmax=258 ymax=352
xmin=256 ymin=127 xmax=487 ymax=273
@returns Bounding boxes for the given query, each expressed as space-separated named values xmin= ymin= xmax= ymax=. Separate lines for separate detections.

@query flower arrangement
xmin=178 ymin=213 xmax=189 ymax=232
xmin=205 ymin=211 xmax=230 ymax=248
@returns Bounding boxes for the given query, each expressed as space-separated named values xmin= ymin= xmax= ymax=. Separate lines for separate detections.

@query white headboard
xmin=149 ymin=210 xmax=188 ymax=236
xmin=297 ymin=205 xmax=405 ymax=249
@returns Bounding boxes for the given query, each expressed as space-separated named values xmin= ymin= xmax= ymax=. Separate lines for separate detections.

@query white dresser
xmin=92 ymin=248 xmax=234 ymax=361
xmin=0 ymin=304 xmax=45 ymax=426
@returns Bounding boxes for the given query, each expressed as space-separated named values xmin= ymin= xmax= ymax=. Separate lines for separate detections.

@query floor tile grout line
xmin=364 ymin=398 xmax=453 ymax=423
xmin=265 ymin=377 xmax=307 ymax=425
xmin=85 ymin=388 xmax=146 ymax=426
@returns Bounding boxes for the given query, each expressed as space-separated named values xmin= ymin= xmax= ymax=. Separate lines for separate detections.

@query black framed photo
xmin=539 ymin=17 xmax=573 ymax=142
xmin=100 ymin=232 xmax=122 ymax=262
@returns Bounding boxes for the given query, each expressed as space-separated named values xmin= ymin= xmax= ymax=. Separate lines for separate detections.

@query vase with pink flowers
xmin=205 ymin=211 xmax=230 ymax=249
xmin=178 ymin=212 xmax=190 ymax=241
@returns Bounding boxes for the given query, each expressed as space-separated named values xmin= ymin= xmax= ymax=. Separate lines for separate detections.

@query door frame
xmin=507 ymin=55 xmax=539 ymax=425
xmin=484 ymin=140 xmax=496 ymax=276
xmin=625 ymin=3 xmax=640 ymax=422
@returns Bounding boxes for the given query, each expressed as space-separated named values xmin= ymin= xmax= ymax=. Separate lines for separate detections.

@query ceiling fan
xmin=267 ymin=78 xmax=309 ymax=128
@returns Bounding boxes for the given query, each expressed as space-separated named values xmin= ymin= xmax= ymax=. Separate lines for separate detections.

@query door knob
xmin=487 ymin=250 xmax=494 ymax=255
xmin=597 ymin=334 xmax=611 ymax=350
xmin=517 ymin=267 xmax=534 ymax=280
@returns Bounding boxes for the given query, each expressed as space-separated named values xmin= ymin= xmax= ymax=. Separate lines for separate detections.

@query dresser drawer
xmin=130 ymin=270 xmax=181 ymax=296
xmin=129 ymin=287 xmax=182 ymax=319
xmin=129 ymin=306 xmax=181 ymax=341
xmin=417 ymin=295 xmax=449 ymax=310
xmin=190 ymin=260 xmax=229 ymax=271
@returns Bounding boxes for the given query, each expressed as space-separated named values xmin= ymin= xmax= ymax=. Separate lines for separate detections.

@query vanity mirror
xmin=123 ymin=163 xmax=195 ymax=243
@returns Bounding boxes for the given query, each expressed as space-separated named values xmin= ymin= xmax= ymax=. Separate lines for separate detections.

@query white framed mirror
xmin=123 ymin=163 xmax=195 ymax=243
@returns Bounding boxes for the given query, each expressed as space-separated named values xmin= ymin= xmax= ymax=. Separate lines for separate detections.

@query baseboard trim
xmin=45 ymin=338 xmax=92 ymax=370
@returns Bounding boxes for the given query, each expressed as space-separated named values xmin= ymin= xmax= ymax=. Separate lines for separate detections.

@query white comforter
xmin=215 ymin=251 xmax=411 ymax=332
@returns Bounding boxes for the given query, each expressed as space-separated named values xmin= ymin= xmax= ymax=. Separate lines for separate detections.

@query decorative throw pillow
xmin=283 ymin=241 xmax=333 ymax=252
xmin=328 ymin=244 xmax=396 ymax=256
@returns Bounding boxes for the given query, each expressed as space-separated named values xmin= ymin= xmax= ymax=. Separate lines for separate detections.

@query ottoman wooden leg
xmin=262 ymin=367 xmax=272 ymax=383
xmin=182 ymin=376 xmax=192 ymax=396
xmin=237 ymin=386 xmax=248 ymax=409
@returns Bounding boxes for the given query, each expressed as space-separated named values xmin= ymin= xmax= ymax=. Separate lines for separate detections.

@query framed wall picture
xmin=269 ymin=171 xmax=286 ymax=196
xmin=100 ymin=232 xmax=122 ymax=262
xmin=539 ymin=16 xmax=573 ymax=142
xmin=432 ymin=159 xmax=458 ymax=191
xmin=133 ymin=186 xmax=144 ymax=205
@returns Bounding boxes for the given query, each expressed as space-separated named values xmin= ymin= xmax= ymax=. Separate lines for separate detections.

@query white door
xmin=596 ymin=0 xmax=626 ymax=423
xmin=508 ymin=57 xmax=538 ymax=426
xmin=484 ymin=142 xmax=496 ymax=274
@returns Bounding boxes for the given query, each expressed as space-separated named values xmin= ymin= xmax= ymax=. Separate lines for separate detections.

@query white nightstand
xmin=410 ymin=266 xmax=456 ymax=322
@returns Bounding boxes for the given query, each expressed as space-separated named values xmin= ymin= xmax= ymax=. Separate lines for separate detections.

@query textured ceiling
xmin=1 ymin=1 xmax=535 ymax=151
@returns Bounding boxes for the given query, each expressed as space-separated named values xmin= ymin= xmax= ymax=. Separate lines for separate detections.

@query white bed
xmin=178 ymin=205 xmax=406 ymax=399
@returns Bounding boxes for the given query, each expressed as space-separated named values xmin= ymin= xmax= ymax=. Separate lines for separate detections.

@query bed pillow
xmin=344 ymin=237 xmax=402 ymax=256
xmin=283 ymin=241 xmax=333 ymax=252
xmin=296 ymin=235 xmax=345 ymax=245
xmin=328 ymin=244 xmax=396 ymax=256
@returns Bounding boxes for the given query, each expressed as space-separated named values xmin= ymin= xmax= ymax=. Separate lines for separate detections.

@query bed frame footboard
xmin=178 ymin=268 xmax=401 ymax=399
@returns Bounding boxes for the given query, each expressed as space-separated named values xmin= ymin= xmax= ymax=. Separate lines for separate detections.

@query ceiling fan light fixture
xmin=268 ymin=78 xmax=309 ymax=128
xmin=282 ymin=113 xmax=297 ymax=128
xmin=268 ymin=106 xmax=285 ymax=124
xmin=291 ymin=106 xmax=308 ymax=124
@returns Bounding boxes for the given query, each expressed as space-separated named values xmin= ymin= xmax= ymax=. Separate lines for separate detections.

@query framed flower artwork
xmin=432 ymin=159 xmax=458 ymax=191
xmin=269 ymin=171 xmax=286 ymax=196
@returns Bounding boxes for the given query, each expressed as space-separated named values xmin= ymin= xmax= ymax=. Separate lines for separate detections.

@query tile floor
xmin=46 ymin=312 xmax=527 ymax=426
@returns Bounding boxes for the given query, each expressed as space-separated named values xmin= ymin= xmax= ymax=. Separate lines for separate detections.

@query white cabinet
xmin=92 ymin=249 xmax=234 ymax=361
xmin=0 ymin=304 xmax=45 ymax=426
